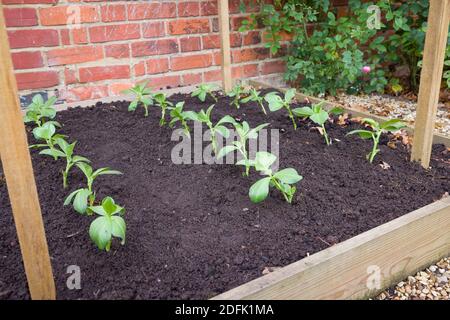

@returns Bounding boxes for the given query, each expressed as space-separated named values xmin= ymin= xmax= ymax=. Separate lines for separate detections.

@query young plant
xmin=39 ymin=138 xmax=90 ymax=189
xmin=124 ymin=82 xmax=153 ymax=117
xmin=217 ymin=121 xmax=269 ymax=176
xmin=88 ymin=196 xmax=126 ymax=252
xmin=64 ymin=163 xmax=122 ymax=214
xmin=248 ymin=151 xmax=303 ymax=204
xmin=191 ymin=105 xmax=235 ymax=154
xmin=264 ymin=89 xmax=297 ymax=130
xmin=168 ymin=102 xmax=198 ymax=138
xmin=293 ymin=102 xmax=343 ymax=145
xmin=347 ymin=118 xmax=406 ymax=163
xmin=191 ymin=84 xmax=218 ymax=102
xmin=30 ymin=121 xmax=66 ymax=159
xmin=23 ymin=94 xmax=58 ymax=127
xmin=240 ymin=87 xmax=267 ymax=114
xmin=227 ymin=84 xmax=248 ymax=109
xmin=153 ymin=92 xmax=173 ymax=126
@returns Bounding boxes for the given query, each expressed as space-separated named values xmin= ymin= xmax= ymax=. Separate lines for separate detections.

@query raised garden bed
xmin=0 ymin=88 xmax=449 ymax=300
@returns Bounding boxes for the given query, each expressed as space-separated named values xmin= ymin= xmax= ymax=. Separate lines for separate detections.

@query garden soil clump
xmin=1 ymin=90 xmax=449 ymax=299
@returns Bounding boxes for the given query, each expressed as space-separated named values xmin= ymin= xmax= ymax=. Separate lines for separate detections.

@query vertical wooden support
xmin=218 ymin=0 xmax=232 ymax=92
xmin=0 ymin=7 xmax=55 ymax=299
xmin=411 ymin=0 xmax=450 ymax=168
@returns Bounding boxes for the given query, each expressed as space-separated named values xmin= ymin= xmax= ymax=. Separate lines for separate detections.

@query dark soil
xmin=1 ymin=90 xmax=449 ymax=300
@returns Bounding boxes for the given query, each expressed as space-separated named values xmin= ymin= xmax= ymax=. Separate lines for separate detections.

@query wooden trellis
xmin=0 ymin=0 xmax=448 ymax=300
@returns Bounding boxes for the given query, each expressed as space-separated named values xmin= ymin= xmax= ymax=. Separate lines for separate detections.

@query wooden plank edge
xmin=248 ymin=79 xmax=450 ymax=147
xmin=212 ymin=197 xmax=450 ymax=300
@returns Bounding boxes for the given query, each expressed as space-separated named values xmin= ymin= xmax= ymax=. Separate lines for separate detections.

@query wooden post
xmin=411 ymin=0 xmax=450 ymax=168
xmin=0 ymin=7 xmax=56 ymax=299
xmin=218 ymin=0 xmax=232 ymax=92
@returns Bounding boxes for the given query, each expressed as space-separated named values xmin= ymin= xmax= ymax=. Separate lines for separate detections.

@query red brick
xmin=47 ymin=46 xmax=103 ymax=66
xmin=4 ymin=8 xmax=37 ymax=27
xmin=101 ymin=4 xmax=125 ymax=22
xmin=89 ymin=24 xmax=141 ymax=43
xmin=2 ymin=0 xmax=56 ymax=3
xmin=64 ymin=68 xmax=77 ymax=85
xmin=145 ymin=57 xmax=169 ymax=75
xmin=72 ymin=27 xmax=88 ymax=44
xmin=232 ymin=47 xmax=269 ymax=63
xmin=168 ymin=19 xmax=210 ymax=35
xmin=182 ymin=73 xmax=202 ymax=86
xmin=110 ymin=82 xmax=133 ymax=96
xmin=127 ymin=3 xmax=176 ymax=20
xmin=8 ymin=29 xmax=59 ymax=49
xmin=202 ymin=33 xmax=241 ymax=49
xmin=131 ymin=39 xmax=178 ymax=57
xmin=142 ymin=21 xmax=165 ymax=38
xmin=212 ymin=51 xmax=221 ymax=66
xmin=171 ymin=53 xmax=212 ymax=71
xmin=79 ymin=65 xmax=130 ymax=83
xmin=134 ymin=61 xmax=145 ymax=77
xmin=261 ymin=60 xmax=285 ymax=74
xmin=11 ymin=51 xmax=43 ymax=70
xmin=228 ymin=0 xmax=260 ymax=13
xmin=64 ymin=85 xmax=108 ymax=103
xmin=39 ymin=5 xmax=99 ymax=26
xmin=16 ymin=71 xmax=58 ymax=90
xmin=200 ymin=1 xmax=217 ymax=15
xmin=178 ymin=1 xmax=199 ymax=17
xmin=231 ymin=16 xmax=252 ymax=31
xmin=146 ymin=75 xmax=181 ymax=89
xmin=243 ymin=31 xmax=261 ymax=45
xmin=105 ymin=44 xmax=130 ymax=59
xmin=204 ymin=69 xmax=221 ymax=82
xmin=232 ymin=63 xmax=258 ymax=79
xmin=180 ymin=37 xmax=201 ymax=52
xmin=60 ymin=29 xmax=70 ymax=45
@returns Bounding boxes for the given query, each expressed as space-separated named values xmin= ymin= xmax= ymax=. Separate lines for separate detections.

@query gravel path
xmin=327 ymin=93 xmax=450 ymax=136
xmin=376 ymin=258 xmax=450 ymax=300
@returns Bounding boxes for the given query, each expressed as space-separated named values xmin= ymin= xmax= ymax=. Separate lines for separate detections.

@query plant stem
xmin=160 ymin=108 xmax=166 ymax=126
xmin=144 ymin=105 xmax=149 ymax=117
xmin=286 ymin=106 xmax=297 ymax=130
xmin=369 ymin=132 xmax=381 ymax=163
xmin=322 ymin=125 xmax=330 ymax=146
xmin=259 ymin=100 xmax=267 ymax=115
xmin=272 ymin=177 xmax=291 ymax=203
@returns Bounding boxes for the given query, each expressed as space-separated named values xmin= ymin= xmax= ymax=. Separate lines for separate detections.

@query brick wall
xmin=3 ymin=0 xmax=286 ymax=106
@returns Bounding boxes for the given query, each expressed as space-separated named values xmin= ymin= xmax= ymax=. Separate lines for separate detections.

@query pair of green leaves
xmin=191 ymin=84 xmax=218 ymax=102
xmin=124 ymin=82 xmax=153 ymax=117
xmin=88 ymin=197 xmax=126 ymax=252
xmin=64 ymin=163 xmax=122 ymax=214
xmin=249 ymin=152 xmax=303 ymax=204
xmin=168 ymin=102 xmax=198 ymax=138
xmin=264 ymin=89 xmax=298 ymax=129
xmin=240 ymin=88 xmax=267 ymax=114
xmin=347 ymin=118 xmax=406 ymax=163
xmin=153 ymin=92 xmax=173 ymax=126
xmin=217 ymin=121 xmax=269 ymax=176
xmin=227 ymin=84 xmax=248 ymax=109
xmin=293 ymin=102 xmax=343 ymax=145
xmin=24 ymin=94 xmax=57 ymax=126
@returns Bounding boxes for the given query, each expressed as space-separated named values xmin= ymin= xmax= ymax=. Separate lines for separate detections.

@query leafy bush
xmin=248 ymin=151 xmax=302 ymax=204
xmin=217 ymin=121 xmax=269 ymax=176
xmin=293 ymin=102 xmax=343 ymax=145
xmin=347 ymin=118 xmax=406 ymax=163
xmin=88 ymin=197 xmax=126 ymax=252
xmin=264 ymin=89 xmax=297 ymax=129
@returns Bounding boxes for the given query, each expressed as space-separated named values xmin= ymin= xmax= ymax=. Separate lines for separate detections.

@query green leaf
xmin=87 ymin=205 xmax=106 ymax=216
xmin=284 ymin=88 xmax=296 ymax=103
xmin=310 ymin=109 xmax=329 ymax=125
xmin=93 ymin=168 xmax=122 ymax=178
xmin=76 ymin=162 xmax=93 ymax=178
xmin=273 ymin=168 xmax=303 ymax=184
xmin=380 ymin=119 xmax=405 ymax=131
xmin=33 ymin=122 xmax=56 ymax=140
xmin=73 ymin=189 xmax=92 ymax=214
xmin=64 ymin=189 xmax=81 ymax=206
xmin=248 ymin=123 xmax=269 ymax=139
xmin=111 ymin=216 xmax=126 ymax=245
xmin=72 ymin=155 xmax=90 ymax=164
xmin=217 ymin=115 xmax=235 ymax=126
xmin=89 ymin=216 xmax=112 ymax=251
xmin=329 ymin=107 xmax=344 ymax=115
xmin=128 ymin=101 xmax=138 ymax=112
xmin=264 ymin=93 xmax=283 ymax=112
xmin=347 ymin=129 xmax=373 ymax=139
xmin=249 ymin=177 xmax=271 ymax=203
xmin=217 ymin=145 xmax=238 ymax=159
xmin=39 ymin=148 xmax=66 ymax=159
xmin=292 ymin=107 xmax=313 ymax=117
xmin=254 ymin=151 xmax=277 ymax=173
xmin=215 ymin=125 xmax=229 ymax=138
xmin=362 ymin=118 xmax=379 ymax=129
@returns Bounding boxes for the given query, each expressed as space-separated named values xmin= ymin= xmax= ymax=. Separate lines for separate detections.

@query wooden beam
xmin=213 ymin=197 xmax=450 ymax=299
xmin=0 ymin=7 xmax=55 ymax=299
xmin=411 ymin=0 xmax=450 ymax=168
xmin=217 ymin=0 xmax=232 ymax=92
